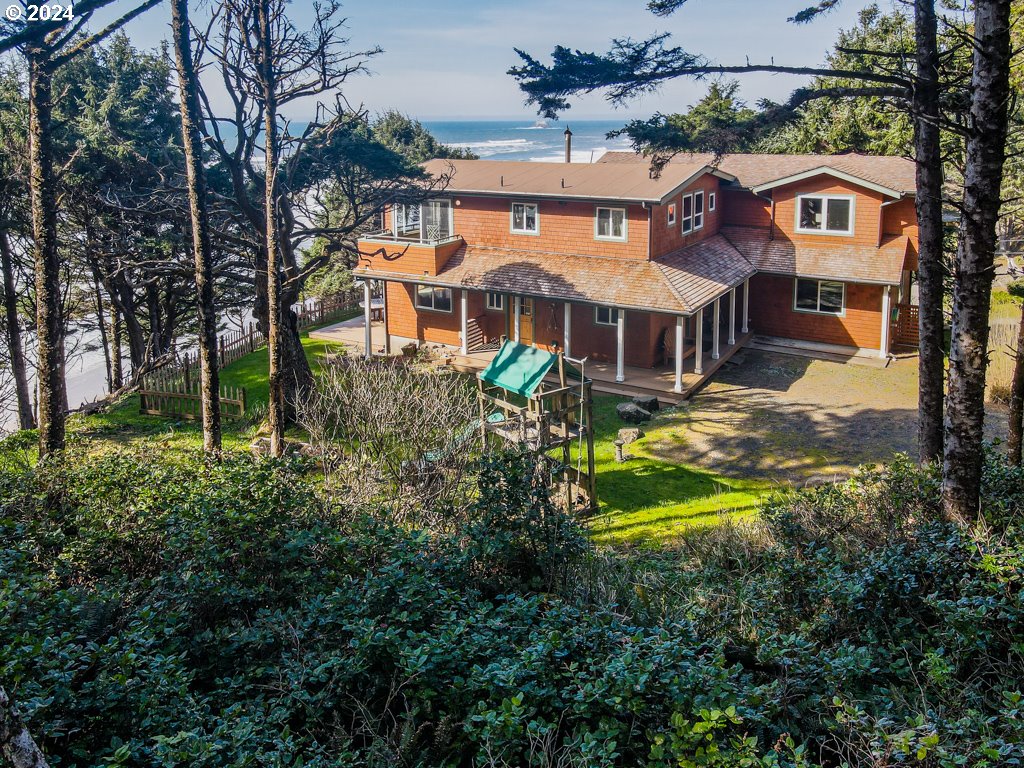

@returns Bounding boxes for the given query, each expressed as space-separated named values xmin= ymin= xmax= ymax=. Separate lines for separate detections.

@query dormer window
xmin=694 ymin=191 xmax=704 ymax=230
xmin=511 ymin=202 xmax=539 ymax=234
xmin=681 ymin=195 xmax=693 ymax=233
xmin=667 ymin=202 xmax=676 ymax=226
xmin=797 ymin=195 xmax=854 ymax=235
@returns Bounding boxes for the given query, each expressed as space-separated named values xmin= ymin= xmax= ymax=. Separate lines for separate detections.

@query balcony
xmin=357 ymin=230 xmax=465 ymax=277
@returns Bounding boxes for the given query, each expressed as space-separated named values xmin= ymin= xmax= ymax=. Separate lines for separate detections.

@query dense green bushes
xmin=1 ymin=448 xmax=1022 ymax=766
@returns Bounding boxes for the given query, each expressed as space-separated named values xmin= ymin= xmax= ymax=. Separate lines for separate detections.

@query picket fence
xmin=138 ymin=293 xmax=358 ymax=420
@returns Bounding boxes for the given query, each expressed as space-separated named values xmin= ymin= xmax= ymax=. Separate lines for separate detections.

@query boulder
xmin=632 ymin=394 xmax=660 ymax=412
xmin=616 ymin=402 xmax=652 ymax=424
xmin=618 ymin=427 xmax=644 ymax=444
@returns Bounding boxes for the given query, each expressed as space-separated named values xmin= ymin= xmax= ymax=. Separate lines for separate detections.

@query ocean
xmin=423 ymin=119 xmax=634 ymax=163
xmin=1 ymin=120 xmax=637 ymax=433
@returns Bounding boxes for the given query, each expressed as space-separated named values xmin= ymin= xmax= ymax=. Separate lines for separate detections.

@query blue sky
xmin=111 ymin=0 xmax=872 ymax=121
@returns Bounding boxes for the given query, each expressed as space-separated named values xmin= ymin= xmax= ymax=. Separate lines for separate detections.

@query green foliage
xmin=615 ymin=81 xmax=762 ymax=160
xmin=756 ymin=6 xmax=914 ymax=155
xmin=3 ymin=446 xmax=1023 ymax=767
xmin=371 ymin=110 xmax=477 ymax=162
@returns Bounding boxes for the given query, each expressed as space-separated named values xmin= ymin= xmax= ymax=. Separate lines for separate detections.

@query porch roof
xmin=721 ymin=226 xmax=910 ymax=285
xmin=354 ymin=236 xmax=755 ymax=315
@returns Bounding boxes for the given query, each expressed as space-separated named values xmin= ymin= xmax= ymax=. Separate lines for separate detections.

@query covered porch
xmin=315 ymin=277 xmax=753 ymax=402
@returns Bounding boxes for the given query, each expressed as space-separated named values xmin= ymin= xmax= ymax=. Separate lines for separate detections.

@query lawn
xmin=64 ymin=329 xmax=346 ymax=454
xmin=55 ymin=329 xmax=771 ymax=547
xmin=581 ymin=396 xmax=772 ymax=546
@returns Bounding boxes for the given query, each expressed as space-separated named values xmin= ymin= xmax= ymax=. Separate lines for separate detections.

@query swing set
xmin=475 ymin=339 xmax=597 ymax=512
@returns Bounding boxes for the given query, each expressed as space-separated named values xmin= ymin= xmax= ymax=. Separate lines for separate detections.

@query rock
xmin=401 ymin=342 xmax=418 ymax=358
xmin=618 ymin=427 xmax=644 ymax=444
xmin=632 ymin=394 xmax=660 ymax=412
xmin=616 ymin=402 xmax=652 ymax=424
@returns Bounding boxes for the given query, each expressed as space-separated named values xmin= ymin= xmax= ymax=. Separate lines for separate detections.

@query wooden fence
xmin=138 ymin=293 xmax=358 ymax=420
xmin=139 ymin=366 xmax=247 ymax=421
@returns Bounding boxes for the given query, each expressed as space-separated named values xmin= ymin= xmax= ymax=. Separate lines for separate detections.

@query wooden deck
xmin=451 ymin=332 xmax=753 ymax=404
xmin=309 ymin=318 xmax=752 ymax=404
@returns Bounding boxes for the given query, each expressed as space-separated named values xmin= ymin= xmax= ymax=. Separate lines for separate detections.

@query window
xmin=393 ymin=203 xmax=420 ymax=237
xmin=594 ymin=305 xmax=620 ymax=326
xmin=511 ymin=202 xmax=539 ymax=234
xmin=708 ymin=192 xmax=716 ymax=211
xmin=694 ymin=191 xmax=705 ymax=230
xmin=681 ymin=194 xmax=693 ymax=233
xmin=794 ymin=278 xmax=845 ymax=315
xmin=797 ymin=195 xmax=854 ymax=235
xmin=415 ymin=284 xmax=453 ymax=313
xmin=667 ymin=202 xmax=677 ymax=226
xmin=485 ymin=292 xmax=505 ymax=311
xmin=595 ymin=207 xmax=627 ymax=241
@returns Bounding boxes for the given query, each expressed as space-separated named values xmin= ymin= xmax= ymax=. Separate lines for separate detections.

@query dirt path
xmin=644 ymin=349 xmax=1008 ymax=485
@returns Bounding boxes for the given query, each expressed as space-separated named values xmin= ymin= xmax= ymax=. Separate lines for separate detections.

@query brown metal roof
xmin=720 ymin=226 xmax=910 ymax=285
xmin=598 ymin=151 xmax=916 ymax=196
xmin=421 ymin=158 xmax=733 ymax=204
xmin=355 ymin=237 xmax=754 ymax=315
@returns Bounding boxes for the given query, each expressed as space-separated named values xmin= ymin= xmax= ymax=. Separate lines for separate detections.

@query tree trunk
xmin=942 ymin=0 xmax=1013 ymax=519
xmin=171 ymin=0 xmax=222 ymax=454
xmin=110 ymin=303 xmax=123 ymax=390
xmin=914 ymin=0 xmax=946 ymax=464
xmin=0 ymin=686 xmax=50 ymax=768
xmin=91 ymin=271 xmax=112 ymax=393
xmin=27 ymin=54 xmax=65 ymax=457
xmin=1 ymin=229 xmax=35 ymax=430
xmin=258 ymin=0 xmax=286 ymax=458
xmin=1007 ymin=302 xmax=1024 ymax=464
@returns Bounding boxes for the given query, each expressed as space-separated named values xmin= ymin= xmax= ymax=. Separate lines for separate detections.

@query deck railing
xmin=360 ymin=231 xmax=462 ymax=247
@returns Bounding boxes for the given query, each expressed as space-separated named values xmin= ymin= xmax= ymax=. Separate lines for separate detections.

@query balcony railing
xmin=360 ymin=230 xmax=462 ymax=246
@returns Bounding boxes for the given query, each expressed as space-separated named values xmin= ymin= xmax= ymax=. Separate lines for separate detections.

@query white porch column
xmin=694 ymin=308 xmax=704 ymax=375
xmin=880 ymin=285 xmax=891 ymax=359
xmin=742 ymin=278 xmax=750 ymax=333
xmin=381 ymin=281 xmax=391 ymax=355
xmin=513 ymin=295 xmax=521 ymax=342
xmin=728 ymin=288 xmax=736 ymax=345
xmin=362 ymin=280 xmax=372 ymax=360
xmin=460 ymin=289 xmax=469 ymax=355
xmin=615 ymin=309 xmax=625 ymax=382
xmin=563 ymin=302 xmax=572 ymax=357
xmin=712 ymin=298 xmax=721 ymax=360
xmin=673 ymin=316 xmax=684 ymax=393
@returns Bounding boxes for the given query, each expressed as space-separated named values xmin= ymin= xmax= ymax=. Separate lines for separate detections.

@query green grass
xmin=66 ymin=328 xmax=345 ymax=454
xmin=580 ymin=396 xmax=772 ymax=546
xmin=60 ymin=323 xmax=772 ymax=546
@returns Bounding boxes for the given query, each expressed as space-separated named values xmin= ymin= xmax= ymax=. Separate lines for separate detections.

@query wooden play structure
xmin=475 ymin=339 xmax=597 ymax=511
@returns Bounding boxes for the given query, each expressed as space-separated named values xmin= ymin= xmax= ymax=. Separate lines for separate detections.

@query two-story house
xmin=352 ymin=150 xmax=919 ymax=398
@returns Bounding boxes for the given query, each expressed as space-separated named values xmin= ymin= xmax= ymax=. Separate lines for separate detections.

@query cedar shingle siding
xmin=361 ymin=152 xmax=918 ymax=364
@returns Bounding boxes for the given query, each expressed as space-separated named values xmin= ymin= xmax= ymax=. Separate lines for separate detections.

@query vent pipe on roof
xmin=564 ymin=126 xmax=572 ymax=163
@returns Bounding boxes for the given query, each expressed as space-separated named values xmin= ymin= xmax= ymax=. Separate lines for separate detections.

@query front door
xmin=519 ymin=298 xmax=534 ymax=345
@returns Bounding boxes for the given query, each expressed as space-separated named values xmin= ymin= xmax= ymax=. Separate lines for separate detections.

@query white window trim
xmin=594 ymin=305 xmax=619 ymax=326
xmin=708 ymin=192 xmax=716 ymax=211
xmin=414 ymin=284 xmax=454 ymax=313
xmin=667 ymin=201 xmax=676 ymax=226
xmin=694 ymin=190 xmax=705 ymax=231
xmin=795 ymin=194 xmax=856 ymax=237
xmin=594 ymin=206 xmax=628 ymax=242
xmin=792 ymin=278 xmax=847 ymax=317
xmin=681 ymin=193 xmax=693 ymax=233
xmin=510 ymin=201 xmax=540 ymax=236
xmin=485 ymin=292 xmax=505 ymax=311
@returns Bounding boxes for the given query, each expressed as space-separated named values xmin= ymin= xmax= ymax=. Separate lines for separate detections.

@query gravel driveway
xmin=644 ymin=349 xmax=1009 ymax=485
